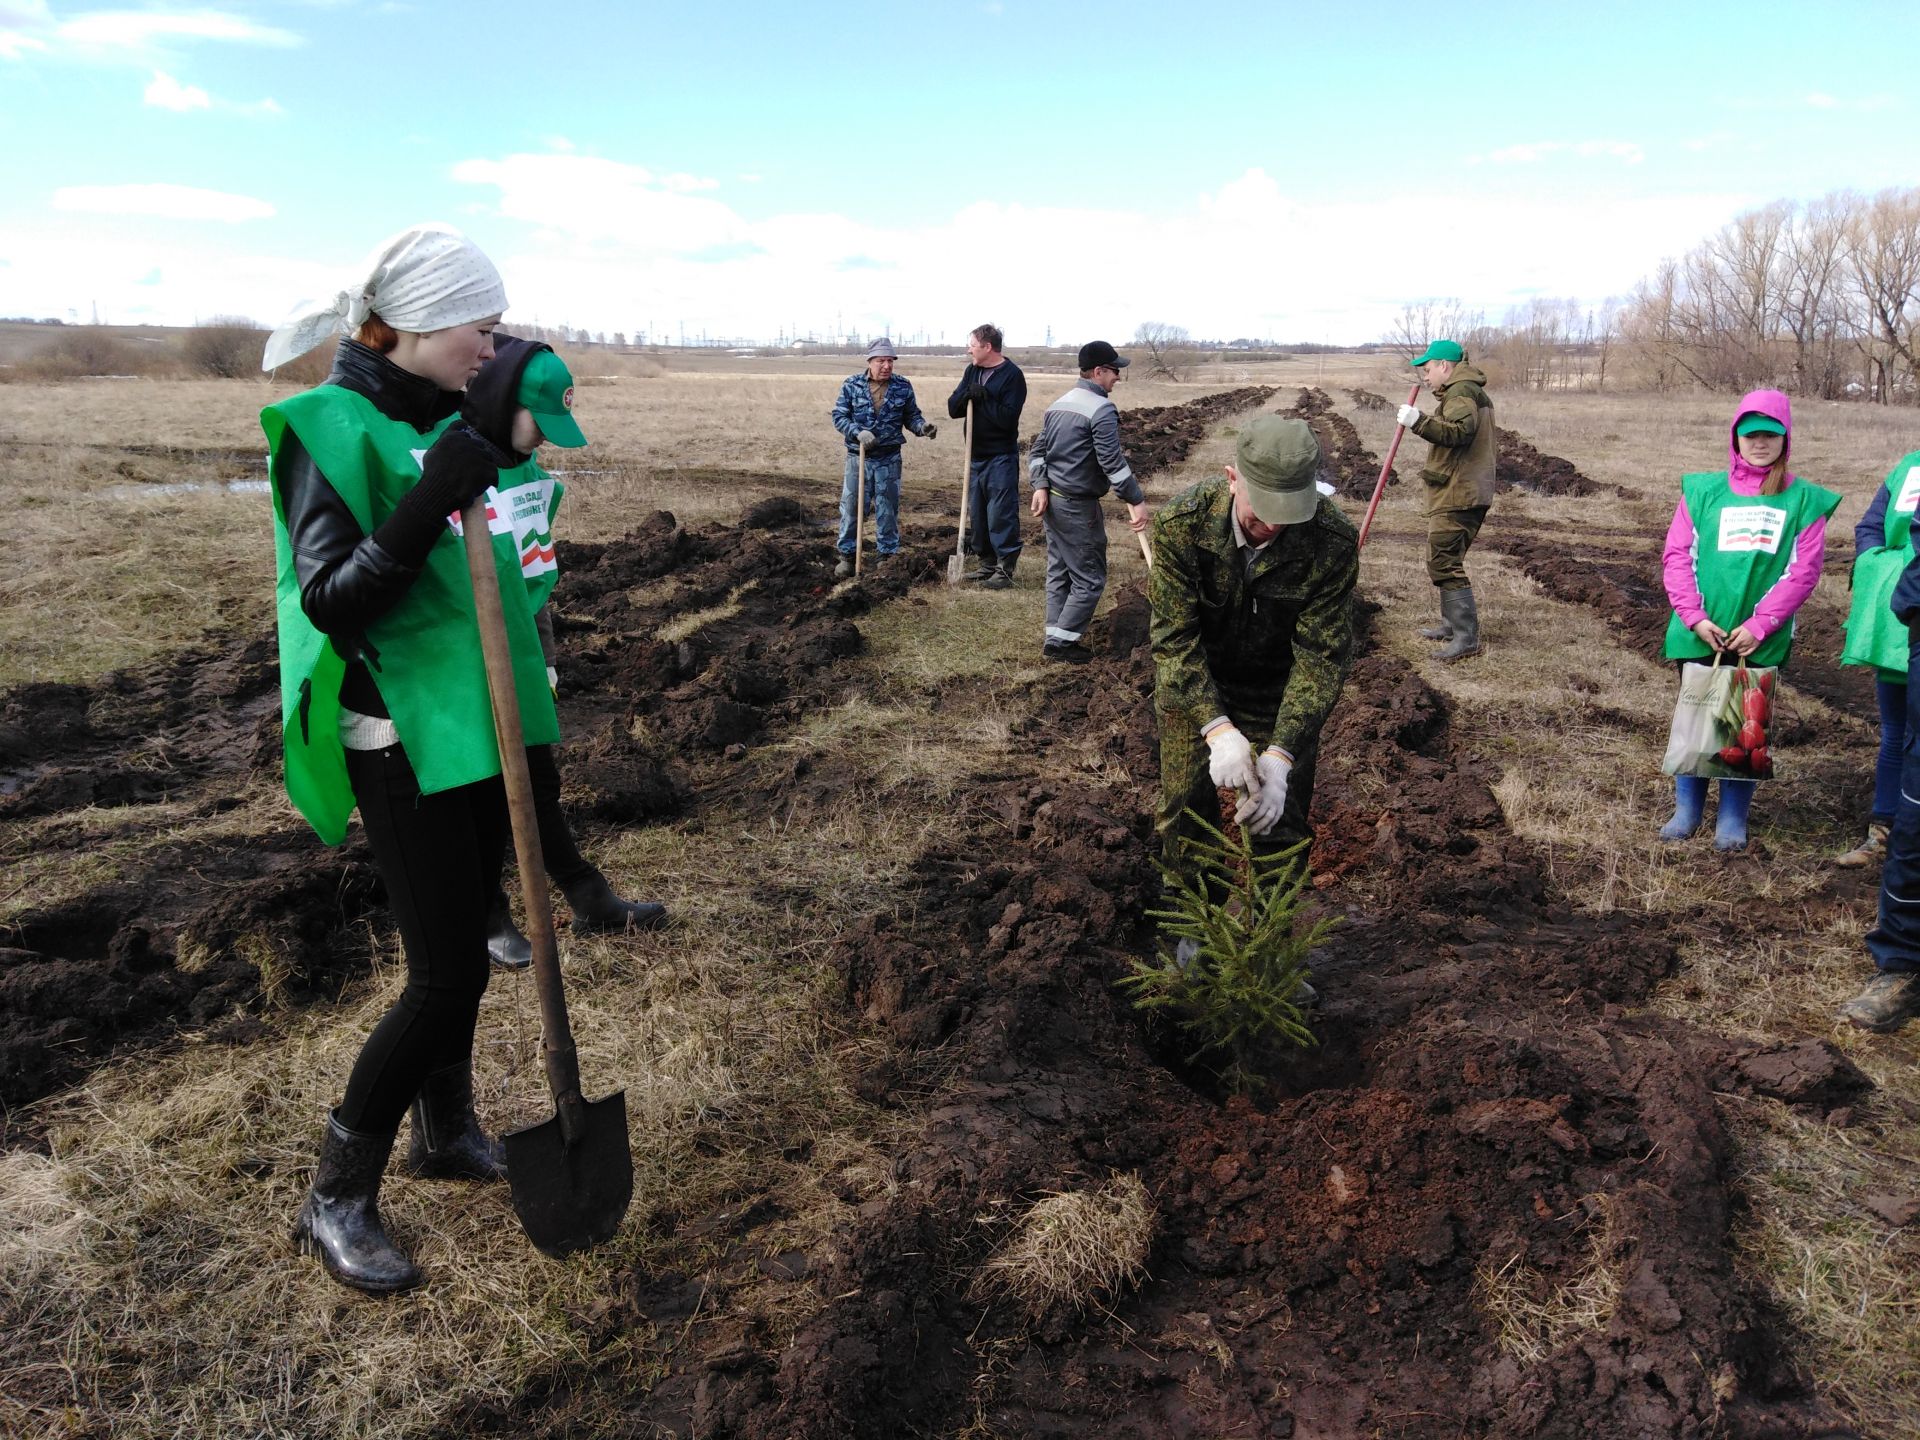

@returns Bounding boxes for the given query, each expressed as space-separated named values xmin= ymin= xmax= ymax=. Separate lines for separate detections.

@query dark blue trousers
xmin=966 ymin=453 xmax=1023 ymax=566
xmin=1866 ymin=678 xmax=1920 ymax=975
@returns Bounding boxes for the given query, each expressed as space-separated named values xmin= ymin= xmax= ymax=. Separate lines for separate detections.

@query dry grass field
xmin=2 ymin=348 xmax=1917 ymax=1437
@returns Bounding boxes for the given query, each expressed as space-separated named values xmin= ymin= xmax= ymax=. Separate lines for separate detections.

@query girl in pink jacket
xmin=1659 ymin=390 xmax=1841 ymax=850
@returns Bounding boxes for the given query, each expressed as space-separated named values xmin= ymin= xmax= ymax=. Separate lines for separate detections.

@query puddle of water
xmin=102 ymin=479 xmax=270 ymax=500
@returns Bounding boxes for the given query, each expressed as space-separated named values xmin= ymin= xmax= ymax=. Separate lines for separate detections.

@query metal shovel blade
xmin=503 ymin=1089 xmax=633 ymax=1258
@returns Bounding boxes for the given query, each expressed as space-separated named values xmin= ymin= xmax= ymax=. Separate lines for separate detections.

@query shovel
xmin=854 ymin=434 xmax=867 ymax=578
xmin=460 ymin=497 xmax=632 ymax=1259
xmin=948 ymin=398 xmax=973 ymax=586
xmin=1356 ymin=383 xmax=1422 ymax=550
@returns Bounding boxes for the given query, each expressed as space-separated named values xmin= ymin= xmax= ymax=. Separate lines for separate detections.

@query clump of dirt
xmin=1275 ymin=387 xmax=1382 ymax=499
xmin=1349 ymin=387 xmax=1389 ymax=411
xmin=547 ymin=587 xmax=1850 ymax=1439
xmin=1497 ymin=427 xmax=1601 ymax=497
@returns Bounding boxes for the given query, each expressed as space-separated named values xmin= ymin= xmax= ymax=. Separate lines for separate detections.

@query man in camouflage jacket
xmin=1150 ymin=416 xmax=1358 ymax=883
xmin=1397 ymin=339 xmax=1494 ymax=661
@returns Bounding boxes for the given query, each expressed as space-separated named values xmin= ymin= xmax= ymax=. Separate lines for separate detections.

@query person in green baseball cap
xmin=1148 ymin=416 xmax=1359 ymax=975
xmin=1397 ymin=339 xmax=1495 ymax=660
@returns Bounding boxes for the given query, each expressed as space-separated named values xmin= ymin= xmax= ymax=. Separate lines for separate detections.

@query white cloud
xmin=0 ymin=0 xmax=51 ymax=57
xmin=143 ymin=68 xmax=209 ymax=109
xmin=1804 ymin=90 xmax=1896 ymax=113
xmin=448 ymin=152 xmax=1738 ymax=344
xmin=51 ymin=183 xmax=274 ymax=222
xmin=1487 ymin=139 xmax=1644 ymax=166
xmin=56 ymin=9 xmax=301 ymax=49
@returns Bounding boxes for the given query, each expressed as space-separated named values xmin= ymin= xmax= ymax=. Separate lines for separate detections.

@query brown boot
xmin=1834 ymin=823 xmax=1890 ymax=869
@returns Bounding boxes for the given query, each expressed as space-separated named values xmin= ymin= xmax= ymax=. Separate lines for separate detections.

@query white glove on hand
xmin=857 ymin=429 xmax=877 ymax=446
xmin=1396 ymin=404 xmax=1422 ymax=429
xmin=1205 ymin=724 xmax=1259 ymax=792
xmin=1234 ymin=748 xmax=1293 ymax=835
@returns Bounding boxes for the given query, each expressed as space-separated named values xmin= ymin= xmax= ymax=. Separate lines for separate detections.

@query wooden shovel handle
xmin=957 ymin=398 xmax=973 ymax=560
xmin=461 ymin=498 xmax=587 ymax=1133
xmin=855 ymin=439 xmax=866 ymax=577
xmin=1357 ymin=383 xmax=1422 ymax=550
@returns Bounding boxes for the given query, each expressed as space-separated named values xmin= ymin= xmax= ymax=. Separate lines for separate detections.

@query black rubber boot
xmin=292 ymin=1112 xmax=423 ymax=1294
xmin=1417 ymin=594 xmax=1453 ymax=641
xmin=562 ymin=868 xmax=667 ymax=935
xmin=983 ymin=552 xmax=1019 ymax=590
xmin=1434 ymin=587 xmax=1482 ymax=662
xmin=964 ymin=552 xmax=999 ymax=582
xmin=485 ymin=892 xmax=531 ymax=971
xmin=405 ymin=1063 xmax=506 ymax=1182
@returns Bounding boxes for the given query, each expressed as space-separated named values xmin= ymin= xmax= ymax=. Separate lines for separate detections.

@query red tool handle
xmin=1357 ymin=383 xmax=1422 ymax=550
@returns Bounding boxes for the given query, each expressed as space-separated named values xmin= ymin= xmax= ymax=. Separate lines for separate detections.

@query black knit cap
xmin=1076 ymin=339 xmax=1129 ymax=371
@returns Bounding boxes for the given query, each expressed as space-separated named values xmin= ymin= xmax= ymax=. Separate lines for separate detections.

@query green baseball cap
xmin=1410 ymin=338 xmax=1464 ymax=368
xmin=517 ymin=349 xmax=586 ymax=448
xmin=1734 ymin=412 xmax=1786 ymax=437
xmin=1233 ymin=416 xmax=1324 ymax=526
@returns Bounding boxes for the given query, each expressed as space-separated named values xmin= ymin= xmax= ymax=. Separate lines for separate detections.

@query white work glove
xmin=1204 ymin=724 xmax=1259 ymax=792
xmin=1234 ymin=748 xmax=1293 ymax=835
xmin=1396 ymin=404 xmax=1422 ymax=429
xmin=857 ymin=428 xmax=876 ymax=446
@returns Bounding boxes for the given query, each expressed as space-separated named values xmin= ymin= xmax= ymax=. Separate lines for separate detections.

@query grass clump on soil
xmin=1473 ymin=1196 xmax=1623 ymax=1366
xmin=1126 ymin=806 xmax=1331 ymax=1092
xmin=970 ymin=1173 xmax=1154 ymax=1321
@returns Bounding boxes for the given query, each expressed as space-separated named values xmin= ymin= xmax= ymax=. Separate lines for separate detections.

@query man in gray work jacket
xmin=1028 ymin=339 xmax=1150 ymax=663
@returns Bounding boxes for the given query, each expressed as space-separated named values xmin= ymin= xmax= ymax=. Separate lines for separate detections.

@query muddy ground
xmin=1 ymin=386 xmax=1879 ymax=1436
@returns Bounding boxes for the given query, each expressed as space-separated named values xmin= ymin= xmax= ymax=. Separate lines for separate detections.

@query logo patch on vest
xmin=1896 ymin=466 xmax=1920 ymax=515
xmin=1718 ymin=505 xmax=1788 ymax=555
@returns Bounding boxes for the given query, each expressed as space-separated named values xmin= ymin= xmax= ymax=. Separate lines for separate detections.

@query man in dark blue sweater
xmin=946 ymin=323 xmax=1028 ymax=589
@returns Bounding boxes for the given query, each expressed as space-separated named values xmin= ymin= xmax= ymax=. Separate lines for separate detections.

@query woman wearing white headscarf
xmin=263 ymin=224 xmax=555 ymax=1293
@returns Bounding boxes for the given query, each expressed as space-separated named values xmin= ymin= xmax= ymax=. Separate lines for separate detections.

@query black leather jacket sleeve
xmin=276 ymin=427 xmax=424 ymax=644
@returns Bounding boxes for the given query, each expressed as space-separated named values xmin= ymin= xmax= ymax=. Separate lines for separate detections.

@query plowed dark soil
xmin=1496 ymin=429 xmax=1607 ymax=498
xmin=470 ymin=601 xmax=1855 ymax=1437
xmin=1112 ymin=386 xmax=1280 ymax=480
xmin=5 ymin=386 xmax=1872 ymax=1436
xmin=1279 ymin=387 xmax=1382 ymax=499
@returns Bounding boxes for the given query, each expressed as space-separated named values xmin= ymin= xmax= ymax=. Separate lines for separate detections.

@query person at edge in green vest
xmin=261 ymin=224 xmax=544 ymax=1294
xmin=457 ymin=334 xmax=667 ymax=968
xmin=1658 ymin=389 xmax=1841 ymax=853
xmin=1833 ymin=447 xmax=1920 ymax=868
xmin=1398 ymin=338 xmax=1495 ymax=662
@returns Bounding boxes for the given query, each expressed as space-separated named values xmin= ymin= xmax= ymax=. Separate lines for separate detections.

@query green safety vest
xmin=494 ymin=457 xmax=564 ymax=610
xmin=1840 ymin=450 xmax=1920 ymax=680
xmin=1662 ymin=470 xmax=1842 ymax=669
xmin=264 ymin=386 xmax=559 ymax=845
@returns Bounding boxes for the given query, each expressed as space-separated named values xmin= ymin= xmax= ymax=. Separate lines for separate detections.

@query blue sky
xmin=1 ymin=0 xmax=1915 ymax=347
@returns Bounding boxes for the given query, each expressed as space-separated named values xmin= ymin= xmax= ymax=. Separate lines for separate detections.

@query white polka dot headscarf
xmin=261 ymin=223 xmax=508 ymax=371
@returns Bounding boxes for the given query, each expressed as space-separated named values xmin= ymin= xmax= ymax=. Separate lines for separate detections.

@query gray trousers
xmin=1042 ymin=490 xmax=1107 ymax=643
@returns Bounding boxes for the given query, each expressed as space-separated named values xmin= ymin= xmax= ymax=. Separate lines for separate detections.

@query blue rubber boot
xmin=1715 ymin=779 xmax=1755 ymax=851
xmin=1660 ymin=776 xmax=1707 ymax=841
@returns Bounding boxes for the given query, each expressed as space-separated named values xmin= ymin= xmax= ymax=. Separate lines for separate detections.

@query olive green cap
xmin=1410 ymin=338 xmax=1464 ymax=368
xmin=1233 ymin=416 xmax=1323 ymax=525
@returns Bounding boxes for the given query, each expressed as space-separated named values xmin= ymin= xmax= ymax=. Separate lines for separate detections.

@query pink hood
xmin=1729 ymin=388 xmax=1792 ymax=489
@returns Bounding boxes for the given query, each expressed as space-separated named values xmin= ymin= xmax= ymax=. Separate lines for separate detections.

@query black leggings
xmin=336 ymin=743 xmax=509 ymax=1135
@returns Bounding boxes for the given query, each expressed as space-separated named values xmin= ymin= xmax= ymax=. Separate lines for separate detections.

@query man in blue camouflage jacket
xmin=830 ymin=338 xmax=936 ymax=577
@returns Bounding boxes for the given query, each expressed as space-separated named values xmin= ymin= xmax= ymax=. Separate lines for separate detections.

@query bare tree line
xmin=1385 ymin=185 xmax=1920 ymax=402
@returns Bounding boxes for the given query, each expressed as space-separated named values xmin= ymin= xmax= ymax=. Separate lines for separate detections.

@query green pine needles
xmin=1124 ymin=806 xmax=1335 ymax=1092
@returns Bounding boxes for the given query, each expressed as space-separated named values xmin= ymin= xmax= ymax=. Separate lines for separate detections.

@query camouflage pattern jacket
xmin=1149 ymin=476 xmax=1358 ymax=756
xmin=831 ymin=372 xmax=930 ymax=457
xmin=1410 ymin=362 xmax=1496 ymax=512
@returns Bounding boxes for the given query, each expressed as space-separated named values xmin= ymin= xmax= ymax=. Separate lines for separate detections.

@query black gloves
xmin=371 ymin=424 xmax=506 ymax=569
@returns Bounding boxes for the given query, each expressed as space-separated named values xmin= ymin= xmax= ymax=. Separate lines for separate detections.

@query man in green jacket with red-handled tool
xmin=1150 ymin=416 xmax=1358 ymax=899
xmin=1399 ymin=339 xmax=1495 ymax=661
